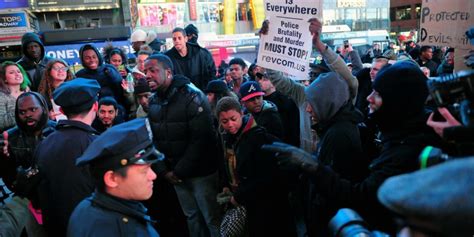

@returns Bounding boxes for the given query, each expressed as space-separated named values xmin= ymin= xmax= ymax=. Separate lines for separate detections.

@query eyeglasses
xmin=51 ymin=66 xmax=68 ymax=72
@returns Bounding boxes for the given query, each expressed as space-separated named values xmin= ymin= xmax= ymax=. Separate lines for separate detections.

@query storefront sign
xmin=44 ymin=40 xmax=134 ymax=66
xmin=137 ymin=3 xmax=185 ymax=27
xmin=257 ymin=0 xmax=322 ymax=79
xmin=0 ymin=12 xmax=28 ymax=34
xmin=31 ymin=0 xmax=119 ymax=11
xmin=0 ymin=0 xmax=29 ymax=9
xmin=337 ymin=0 xmax=366 ymax=8
xmin=419 ymin=0 xmax=473 ymax=49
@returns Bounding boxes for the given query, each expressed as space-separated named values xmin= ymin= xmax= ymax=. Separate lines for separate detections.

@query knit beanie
xmin=372 ymin=60 xmax=428 ymax=122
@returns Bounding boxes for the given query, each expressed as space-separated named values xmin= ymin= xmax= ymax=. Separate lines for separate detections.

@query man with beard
xmin=145 ymin=54 xmax=220 ymax=237
xmin=35 ymin=79 xmax=100 ymax=237
xmin=0 ymin=92 xmax=55 ymax=237
xmin=17 ymin=33 xmax=53 ymax=91
xmin=92 ymin=97 xmax=123 ymax=134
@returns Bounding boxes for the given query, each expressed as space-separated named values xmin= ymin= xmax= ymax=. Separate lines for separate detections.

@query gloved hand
xmin=262 ymin=142 xmax=319 ymax=174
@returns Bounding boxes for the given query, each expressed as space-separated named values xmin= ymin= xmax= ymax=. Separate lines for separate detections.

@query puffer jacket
xmin=148 ymin=75 xmax=218 ymax=179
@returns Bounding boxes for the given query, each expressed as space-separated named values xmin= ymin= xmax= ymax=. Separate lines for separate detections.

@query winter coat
xmin=249 ymin=100 xmax=284 ymax=140
xmin=36 ymin=120 xmax=97 ymax=237
xmin=416 ymin=58 xmax=438 ymax=77
xmin=68 ymin=191 xmax=159 ymax=237
xmin=0 ymin=91 xmax=16 ymax=131
xmin=75 ymin=44 xmax=127 ymax=108
xmin=264 ymin=90 xmax=300 ymax=146
xmin=310 ymin=114 xmax=447 ymax=234
xmin=148 ymin=75 xmax=218 ymax=179
xmin=221 ymin=115 xmax=296 ymax=237
xmin=165 ymin=43 xmax=216 ymax=91
xmin=17 ymin=33 xmax=53 ymax=91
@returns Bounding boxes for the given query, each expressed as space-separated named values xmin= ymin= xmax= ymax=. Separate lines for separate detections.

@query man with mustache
xmin=0 ymin=92 xmax=55 ymax=236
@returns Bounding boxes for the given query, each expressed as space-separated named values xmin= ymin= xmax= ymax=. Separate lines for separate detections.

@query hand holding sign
xmin=308 ymin=18 xmax=322 ymax=44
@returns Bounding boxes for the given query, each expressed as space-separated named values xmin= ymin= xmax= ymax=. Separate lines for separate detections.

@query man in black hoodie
xmin=75 ymin=44 xmax=127 ymax=113
xmin=264 ymin=61 xmax=447 ymax=235
xmin=17 ymin=32 xmax=53 ymax=91
xmin=165 ymin=27 xmax=216 ymax=91
xmin=0 ymin=92 xmax=55 ymax=237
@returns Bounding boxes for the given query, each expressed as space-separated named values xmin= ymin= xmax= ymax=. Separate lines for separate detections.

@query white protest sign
xmin=257 ymin=0 xmax=322 ymax=80
xmin=419 ymin=0 xmax=474 ymax=50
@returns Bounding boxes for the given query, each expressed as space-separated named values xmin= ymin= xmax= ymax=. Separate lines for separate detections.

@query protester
xmin=239 ymin=81 xmax=284 ymax=139
xmin=130 ymin=29 xmax=147 ymax=56
xmin=134 ymin=78 xmax=152 ymax=118
xmin=68 ymin=119 xmax=160 ymax=237
xmin=0 ymin=62 xmax=30 ymax=131
xmin=91 ymin=97 xmax=123 ymax=134
xmin=165 ymin=27 xmax=216 ymax=91
xmin=37 ymin=59 xmax=75 ymax=121
xmin=36 ymin=79 xmax=100 ymax=237
xmin=103 ymin=45 xmax=129 ymax=79
xmin=216 ymin=96 xmax=296 ymax=237
xmin=416 ymin=46 xmax=438 ymax=77
xmin=75 ymin=44 xmax=126 ymax=110
xmin=0 ymin=92 xmax=54 ymax=237
xmin=228 ymin=58 xmax=248 ymax=96
xmin=436 ymin=48 xmax=454 ymax=76
xmin=145 ymin=54 xmax=220 ymax=237
xmin=204 ymin=79 xmax=237 ymax=122
xmin=256 ymin=72 xmax=300 ymax=146
xmin=263 ymin=61 xmax=449 ymax=234
xmin=17 ymin=32 xmax=53 ymax=91
xmin=184 ymin=24 xmax=199 ymax=44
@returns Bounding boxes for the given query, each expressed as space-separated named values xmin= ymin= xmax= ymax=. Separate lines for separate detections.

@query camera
xmin=328 ymin=208 xmax=389 ymax=237
xmin=426 ymin=70 xmax=474 ymax=125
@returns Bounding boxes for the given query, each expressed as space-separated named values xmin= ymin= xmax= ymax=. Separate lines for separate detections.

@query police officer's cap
xmin=76 ymin=118 xmax=164 ymax=170
xmin=53 ymin=78 xmax=100 ymax=114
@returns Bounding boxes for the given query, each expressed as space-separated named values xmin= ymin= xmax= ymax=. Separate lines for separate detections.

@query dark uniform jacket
xmin=221 ymin=115 xmax=295 ymax=237
xmin=165 ymin=42 xmax=216 ymax=91
xmin=148 ymin=75 xmax=218 ymax=179
xmin=249 ymin=100 xmax=284 ymax=140
xmin=36 ymin=120 xmax=97 ymax=237
xmin=17 ymin=33 xmax=53 ymax=91
xmin=264 ymin=90 xmax=300 ymax=146
xmin=416 ymin=58 xmax=438 ymax=77
xmin=310 ymin=114 xmax=446 ymax=234
xmin=68 ymin=191 xmax=159 ymax=237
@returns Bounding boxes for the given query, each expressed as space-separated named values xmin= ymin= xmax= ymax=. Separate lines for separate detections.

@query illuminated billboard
xmin=30 ymin=0 xmax=120 ymax=12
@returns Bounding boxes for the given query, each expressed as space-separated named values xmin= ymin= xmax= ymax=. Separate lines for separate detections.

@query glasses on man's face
xmin=52 ymin=66 xmax=68 ymax=72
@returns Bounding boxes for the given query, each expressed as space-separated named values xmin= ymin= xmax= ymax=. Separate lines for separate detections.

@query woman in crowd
xmin=103 ymin=45 xmax=129 ymax=79
xmin=38 ymin=59 xmax=75 ymax=121
xmin=216 ymin=96 xmax=296 ymax=237
xmin=0 ymin=61 xmax=30 ymax=131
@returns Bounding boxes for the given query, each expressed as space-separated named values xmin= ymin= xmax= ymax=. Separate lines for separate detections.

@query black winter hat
xmin=204 ymin=80 xmax=228 ymax=94
xmin=372 ymin=60 xmax=428 ymax=120
xmin=185 ymin=24 xmax=199 ymax=36
xmin=134 ymin=78 xmax=151 ymax=94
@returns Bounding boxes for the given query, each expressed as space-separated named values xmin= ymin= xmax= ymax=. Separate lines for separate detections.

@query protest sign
xmin=419 ymin=0 xmax=474 ymax=50
xmin=257 ymin=0 xmax=322 ymax=80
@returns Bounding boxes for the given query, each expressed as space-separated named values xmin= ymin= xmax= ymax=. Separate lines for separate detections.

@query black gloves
xmin=262 ymin=142 xmax=319 ymax=174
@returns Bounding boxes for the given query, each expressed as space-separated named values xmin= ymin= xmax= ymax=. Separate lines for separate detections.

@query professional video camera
xmin=426 ymin=69 xmax=474 ymax=125
xmin=328 ymin=208 xmax=389 ymax=237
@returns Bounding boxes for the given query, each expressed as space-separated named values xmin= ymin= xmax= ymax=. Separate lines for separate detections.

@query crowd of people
xmin=0 ymin=18 xmax=473 ymax=237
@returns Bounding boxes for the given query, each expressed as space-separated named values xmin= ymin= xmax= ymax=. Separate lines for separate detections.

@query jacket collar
xmin=56 ymin=120 xmax=97 ymax=134
xmin=92 ymin=191 xmax=153 ymax=224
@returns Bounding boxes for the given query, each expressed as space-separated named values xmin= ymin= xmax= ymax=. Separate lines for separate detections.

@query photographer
xmin=0 ymin=92 xmax=55 ymax=236
xmin=263 ymin=61 xmax=448 ymax=234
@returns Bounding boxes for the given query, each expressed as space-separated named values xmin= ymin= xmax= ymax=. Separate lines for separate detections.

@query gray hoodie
xmin=304 ymin=72 xmax=350 ymax=123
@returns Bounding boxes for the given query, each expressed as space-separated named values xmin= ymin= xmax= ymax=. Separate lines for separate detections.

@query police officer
xmin=68 ymin=118 xmax=161 ymax=237
xmin=35 ymin=78 xmax=100 ymax=237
